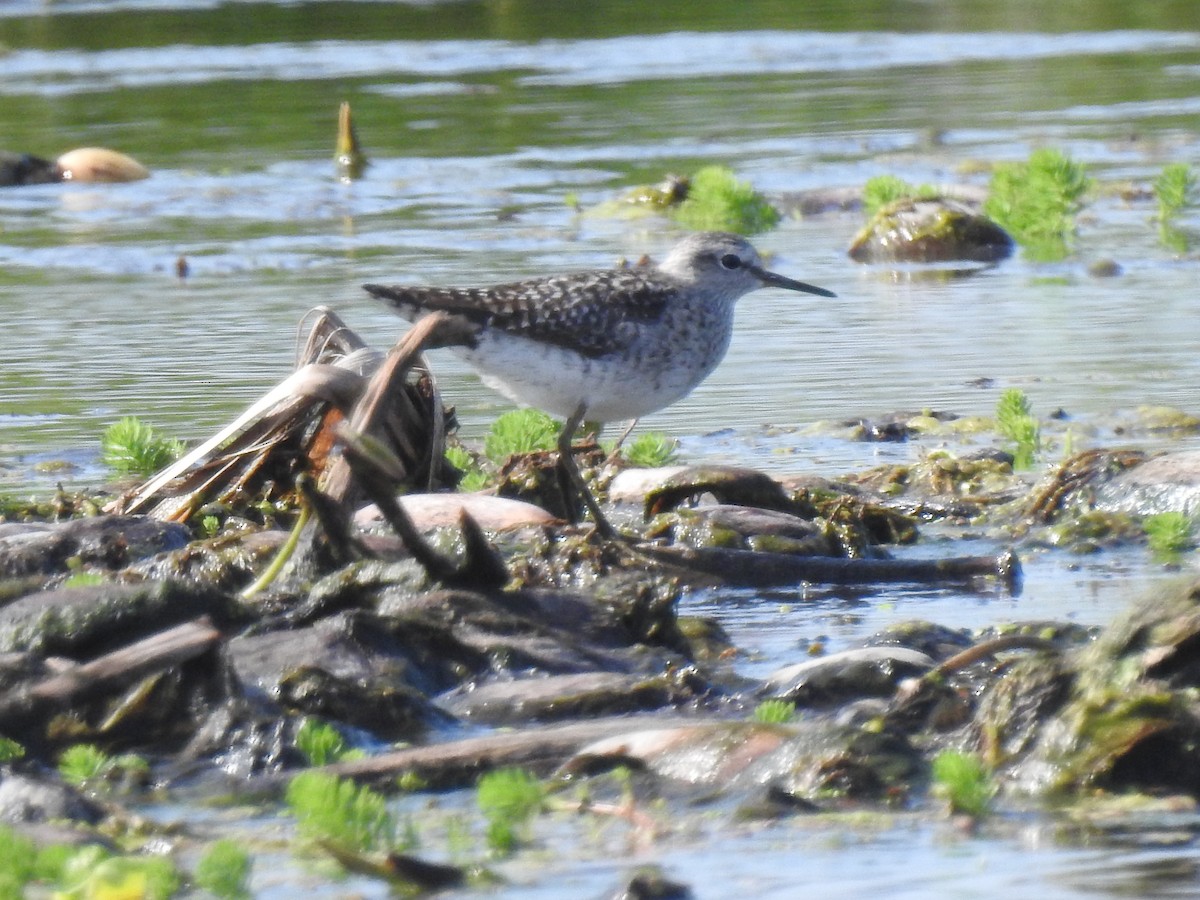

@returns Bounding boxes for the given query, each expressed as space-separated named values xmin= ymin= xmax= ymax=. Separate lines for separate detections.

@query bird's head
xmin=657 ymin=231 xmax=836 ymax=302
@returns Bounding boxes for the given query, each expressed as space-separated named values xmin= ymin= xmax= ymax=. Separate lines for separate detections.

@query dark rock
xmin=0 ymin=580 xmax=235 ymax=656
xmin=602 ymin=866 xmax=693 ymax=900
xmin=0 ymin=515 xmax=191 ymax=578
xmin=0 ymin=771 xmax=104 ymax=825
xmin=0 ymin=152 xmax=60 ymax=186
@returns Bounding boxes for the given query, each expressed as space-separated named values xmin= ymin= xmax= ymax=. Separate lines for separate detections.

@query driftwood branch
xmin=0 ymin=617 xmax=222 ymax=729
xmin=637 ymin=545 xmax=1022 ymax=593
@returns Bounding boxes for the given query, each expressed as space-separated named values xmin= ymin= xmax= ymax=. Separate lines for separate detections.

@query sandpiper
xmin=364 ymin=231 xmax=836 ymax=535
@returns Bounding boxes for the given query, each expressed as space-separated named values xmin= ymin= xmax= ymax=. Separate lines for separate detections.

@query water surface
xmin=3 ymin=1 xmax=1200 ymax=896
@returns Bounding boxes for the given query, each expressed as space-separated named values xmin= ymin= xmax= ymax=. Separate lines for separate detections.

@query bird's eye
xmin=719 ymin=254 xmax=742 ymax=270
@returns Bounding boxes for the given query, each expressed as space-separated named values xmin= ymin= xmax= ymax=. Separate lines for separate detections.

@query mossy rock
xmin=849 ymin=198 xmax=1013 ymax=264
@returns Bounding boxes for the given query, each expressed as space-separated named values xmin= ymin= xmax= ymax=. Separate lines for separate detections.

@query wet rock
xmin=646 ymin=504 xmax=833 ymax=556
xmin=761 ymin=647 xmax=936 ymax=707
xmin=495 ymin=446 xmax=604 ymax=521
xmin=837 ymin=409 xmax=962 ymax=442
xmin=55 ymin=147 xmax=149 ymax=183
xmin=0 ymin=515 xmax=191 ymax=579
xmin=1094 ymin=449 xmax=1200 ymax=517
xmin=777 ymin=726 xmax=922 ymax=800
xmin=566 ymin=722 xmax=792 ymax=786
xmin=603 ymin=866 xmax=694 ymax=900
xmin=848 ymin=198 xmax=1013 ymax=263
xmin=383 ymin=585 xmax=679 ymax=677
xmin=675 ymin=616 xmax=736 ymax=663
xmin=0 ymin=771 xmax=105 ymax=826
xmin=128 ymin=528 xmax=286 ymax=592
xmin=178 ymin=701 xmax=299 ymax=780
xmin=355 ymin=492 xmax=560 ymax=531
xmin=437 ymin=670 xmax=704 ymax=725
xmin=228 ymin=610 xmax=443 ymax=702
xmin=278 ymin=665 xmax=443 ymax=740
xmin=1026 ymin=448 xmax=1148 ymax=523
xmin=631 ymin=465 xmax=800 ymax=518
xmin=0 ymin=580 xmax=234 ymax=656
xmin=865 ymin=620 xmax=974 ymax=660
xmin=0 ymin=151 xmax=59 ymax=186
xmin=982 ymin=577 xmax=1200 ymax=798
xmin=1088 ymin=258 xmax=1123 ymax=278
xmin=567 ymin=719 xmax=921 ymax=802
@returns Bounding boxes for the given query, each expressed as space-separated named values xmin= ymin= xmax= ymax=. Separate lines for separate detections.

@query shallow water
xmin=4 ymin=1 xmax=1200 ymax=895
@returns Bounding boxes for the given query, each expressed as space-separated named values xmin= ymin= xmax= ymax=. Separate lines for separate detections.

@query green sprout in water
xmin=194 ymin=838 xmax=253 ymax=900
xmin=286 ymin=770 xmax=397 ymax=855
xmin=931 ymin=750 xmax=994 ymax=818
xmin=672 ymin=165 xmax=781 ymax=236
xmin=0 ymin=736 xmax=25 ymax=763
xmin=57 ymin=845 xmax=179 ymax=900
xmin=1144 ymin=511 xmax=1194 ymax=557
xmin=0 ymin=825 xmax=37 ymax=896
xmin=101 ymin=416 xmax=185 ymax=476
xmin=57 ymin=743 xmax=148 ymax=792
xmin=862 ymin=175 xmax=939 ymax=217
xmin=984 ymin=148 xmax=1091 ymax=261
xmin=752 ymin=699 xmax=797 ymax=724
xmin=1154 ymin=162 xmax=1198 ymax=221
xmin=295 ymin=718 xmax=365 ymax=767
xmin=62 ymin=571 xmax=106 ymax=588
xmin=996 ymin=388 xmax=1040 ymax=470
xmin=445 ymin=444 xmax=491 ymax=492
xmin=484 ymin=408 xmax=560 ymax=464
xmin=621 ymin=432 xmax=679 ymax=468
xmin=476 ymin=767 xmax=546 ymax=855
xmin=1153 ymin=162 xmax=1197 ymax=253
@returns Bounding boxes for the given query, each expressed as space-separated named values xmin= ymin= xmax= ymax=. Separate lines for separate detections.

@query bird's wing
xmin=363 ymin=270 xmax=675 ymax=358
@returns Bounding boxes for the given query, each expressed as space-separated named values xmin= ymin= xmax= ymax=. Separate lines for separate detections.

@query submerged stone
xmin=848 ymin=197 xmax=1014 ymax=263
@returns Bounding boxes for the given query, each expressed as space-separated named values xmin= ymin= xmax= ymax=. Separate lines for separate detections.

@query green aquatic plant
xmin=0 ymin=736 xmax=24 ymax=763
xmin=1154 ymin=163 xmax=1197 ymax=253
xmin=194 ymin=838 xmax=253 ymax=900
xmin=1154 ymin=163 xmax=1198 ymax=222
xmin=996 ymin=388 xmax=1040 ymax=470
xmin=671 ymin=165 xmax=781 ymax=236
xmin=484 ymin=408 xmax=560 ymax=463
xmin=286 ymin=771 xmax=396 ymax=854
xmin=62 ymin=571 xmax=106 ymax=588
xmin=295 ymin=718 xmax=365 ymax=767
xmin=984 ymin=148 xmax=1090 ymax=261
xmin=752 ymin=699 xmax=797 ymax=724
xmin=56 ymin=845 xmax=179 ymax=900
xmin=476 ymin=767 xmax=546 ymax=855
xmin=622 ymin=431 xmax=679 ymax=468
xmin=931 ymin=750 xmax=994 ymax=818
xmin=445 ymin=444 xmax=491 ymax=492
xmin=57 ymin=744 xmax=148 ymax=792
xmin=101 ymin=416 xmax=185 ymax=476
xmin=0 ymin=825 xmax=37 ymax=896
xmin=1143 ymin=511 xmax=1194 ymax=556
xmin=862 ymin=175 xmax=939 ymax=217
